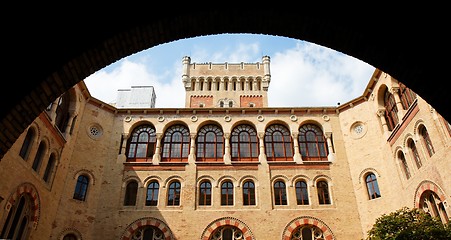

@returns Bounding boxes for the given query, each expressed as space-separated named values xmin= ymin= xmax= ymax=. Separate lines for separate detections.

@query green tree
xmin=366 ymin=207 xmax=451 ymax=240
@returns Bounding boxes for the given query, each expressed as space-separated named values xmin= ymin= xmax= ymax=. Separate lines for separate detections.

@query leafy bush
xmin=366 ymin=207 xmax=451 ymax=240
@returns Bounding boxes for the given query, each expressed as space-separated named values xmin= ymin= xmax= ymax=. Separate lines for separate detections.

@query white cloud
xmin=84 ymin=59 xmax=185 ymax=108
xmin=84 ymin=38 xmax=375 ymax=109
xmin=269 ymin=42 xmax=374 ymax=107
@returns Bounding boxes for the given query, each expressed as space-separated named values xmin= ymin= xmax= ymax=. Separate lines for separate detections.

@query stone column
xmin=258 ymin=132 xmax=267 ymax=163
xmin=377 ymin=109 xmax=389 ymax=132
xmin=49 ymin=98 xmax=59 ymax=124
xmin=189 ymin=133 xmax=197 ymax=163
xmin=64 ymin=111 xmax=77 ymax=137
xmin=152 ymin=133 xmax=163 ymax=165
xmin=195 ymin=79 xmax=201 ymax=92
xmin=223 ymin=133 xmax=231 ymax=164
xmin=219 ymin=78 xmax=225 ymax=91
xmin=392 ymin=87 xmax=406 ymax=117
xmin=325 ymin=132 xmax=335 ymax=162
xmin=292 ymin=132 xmax=302 ymax=164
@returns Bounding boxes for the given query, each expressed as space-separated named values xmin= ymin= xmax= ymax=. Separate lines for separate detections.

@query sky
xmin=84 ymin=34 xmax=375 ymax=108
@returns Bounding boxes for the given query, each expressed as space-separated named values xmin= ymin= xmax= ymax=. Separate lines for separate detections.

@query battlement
xmin=182 ymin=56 xmax=271 ymax=108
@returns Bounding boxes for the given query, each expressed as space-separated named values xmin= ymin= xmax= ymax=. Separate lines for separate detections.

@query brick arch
xmin=4 ymin=182 xmax=41 ymax=229
xmin=282 ymin=216 xmax=335 ymax=240
xmin=120 ymin=217 xmax=173 ymax=240
xmin=201 ymin=217 xmax=255 ymax=240
xmin=414 ymin=180 xmax=447 ymax=208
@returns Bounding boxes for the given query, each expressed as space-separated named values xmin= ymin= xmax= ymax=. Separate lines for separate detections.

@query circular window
xmin=350 ymin=121 xmax=367 ymax=139
xmin=87 ymin=124 xmax=103 ymax=139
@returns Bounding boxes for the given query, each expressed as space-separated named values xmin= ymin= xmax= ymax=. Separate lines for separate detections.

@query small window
xmin=167 ymin=181 xmax=181 ymax=206
xmin=221 ymin=181 xmax=234 ymax=206
xmin=19 ymin=128 xmax=35 ymax=160
xmin=274 ymin=180 xmax=287 ymax=205
xmin=242 ymin=180 xmax=256 ymax=206
xmin=295 ymin=180 xmax=309 ymax=205
xmin=419 ymin=125 xmax=435 ymax=157
xmin=317 ymin=181 xmax=331 ymax=205
xmin=124 ymin=180 xmax=138 ymax=206
xmin=73 ymin=175 xmax=89 ymax=201
xmin=43 ymin=153 xmax=56 ymax=183
xmin=32 ymin=141 xmax=46 ymax=172
xmin=365 ymin=173 xmax=381 ymax=199
xmin=146 ymin=181 xmax=159 ymax=206
xmin=199 ymin=181 xmax=212 ymax=206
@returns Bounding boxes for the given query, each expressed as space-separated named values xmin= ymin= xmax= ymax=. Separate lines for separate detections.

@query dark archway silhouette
xmin=1 ymin=8 xmax=447 ymax=159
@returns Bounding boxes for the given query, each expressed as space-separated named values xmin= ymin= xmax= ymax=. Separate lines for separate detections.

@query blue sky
xmin=84 ymin=34 xmax=375 ymax=108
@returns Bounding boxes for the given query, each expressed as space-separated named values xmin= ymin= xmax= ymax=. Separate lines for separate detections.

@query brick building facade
xmin=0 ymin=56 xmax=449 ymax=239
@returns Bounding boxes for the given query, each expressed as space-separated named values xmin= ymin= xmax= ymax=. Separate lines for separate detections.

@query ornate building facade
xmin=0 ymin=56 xmax=449 ymax=240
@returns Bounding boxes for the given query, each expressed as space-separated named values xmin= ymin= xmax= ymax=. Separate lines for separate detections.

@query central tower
xmin=182 ymin=56 xmax=271 ymax=108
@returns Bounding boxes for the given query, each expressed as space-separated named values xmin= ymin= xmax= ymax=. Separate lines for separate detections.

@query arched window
xmin=55 ymin=92 xmax=70 ymax=133
xmin=126 ymin=124 xmax=156 ymax=161
xmin=19 ymin=128 xmax=35 ymax=160
xmin=221 ymin=181 xmax=234 ymax=206
xmin=317 ymin=181 xmax=331 ymax=205
xmin=219 ymin=101 xmax=224 ymax=107
xmin=199 ymin=181 xmax=212 ymax=206
xmin=161 ymin=124 xmax=190 ymax=162
xmin=0 ymin=195 xmax=32 ymax=240
xmin=131 ymin=226 xmax=165 ymax=240
xmin=419 ymin=125 xmax=435 ymax=157
xmin=32 ymin=141 xmax=46 ymax=172
xmin=210 ymin=226 xmax=244 ymax=240
xmin=242 ymin=180 xmax=256 ymax=206
xmin=290 ymin=225 xmax=324 ymax=240
xmin=398 ymin=151 xmax=411 ymax=179
xmin=231 ymin=124 xmax=259 ymax=162
xmin=73 ymin=175 xmax=89 ymax=201
xmin=228 ymin=101 xmax=233 ymax=107
xmin=274 ymin=180 xmax=287 ymax=205
xmin=384 ymin=89 xmax=399 ymax=131
xmin=298 ymin=124 xmax=328 ymax=161
xmin=265 ymin=124 xmax=293 ymax=161
xmin=295 ymin=180 xmax=309 ymax=205
xmin=167 ymin=181 xmax=181 ymax=206
xmin=196 ymin=124 xmax=224 ymax=162
xmin=124 ymin=180 xmax=138 ymax=206
xmin=146 ymin=181 xmax=159 ymax=206
xmin=408 ymin=138 xmax=422 ymax=168
xmin=365 ymin=173 xmax=381 ymax=199
xmin=43 ymin=153 xmax=56 ymax=183
xmin=399 ymin=82 xmax=416 ymax=110
xmin=421 ymin=190 xmax=449 ymax=224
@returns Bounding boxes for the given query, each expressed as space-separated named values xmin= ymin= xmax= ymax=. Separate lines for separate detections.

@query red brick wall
xmin=190 ymin=96 xmax=213 ymax=108
xmin=240 ymin=95 xmax=263 ymax=107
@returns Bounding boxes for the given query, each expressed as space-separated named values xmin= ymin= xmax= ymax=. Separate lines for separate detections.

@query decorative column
xmin=391 ymin=87 xmax=406 ymax=118
xmin=121 ymin=133 xmax=129 ymax=156
xmin=189 ymin=133 xmax=197 ymax=163
xmin=219 ymin=78 xmax=225 ymax=91
xmin=63 ymin=111 xmax=77 ymax=137
xmin=223 ymin=133 xmax=231 ymax=164
xmin=49 ymin=98 xmax=59 ymax=124
xmin=195 ymin=79 xmax=201 ymax=92
xmin=212 ymin=79 xmax=217 ymax=91
xmin=253 ymin=80 xmax=258 ymax=91
xmin=377 ymin=109 xmax=389 ymax=132
xmin=325 ymin=132 xmax=335 ymax=162
xmin=152 ymin=133 xmax=163 ymax=165
xmin=245 ymin=79 xmax=250 ymax=91
xmin=292 ymin=132 xmax=302 ymax=164
xmin=257 ymin=132 xmax=267 ymax=163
